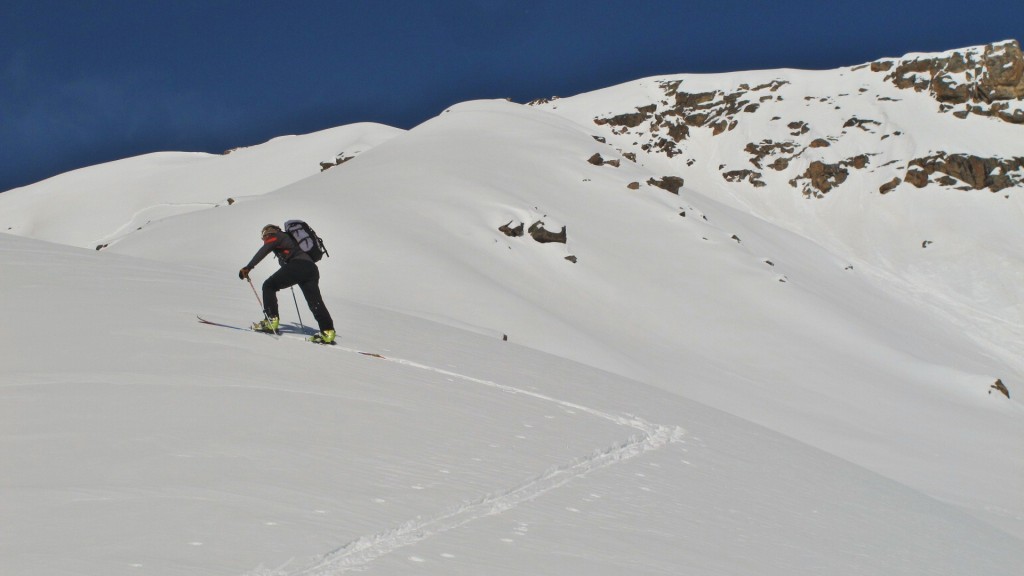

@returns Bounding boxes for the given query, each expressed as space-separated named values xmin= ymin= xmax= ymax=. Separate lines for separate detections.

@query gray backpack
xmin=284 ymin=220 xmax=329 ymax=262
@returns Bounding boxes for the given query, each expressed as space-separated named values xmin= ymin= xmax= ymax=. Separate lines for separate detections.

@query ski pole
xmin=247 ymin=277 xmax=267 ymax=318
xmin=290 ymin=286 xmax=305 ymax=332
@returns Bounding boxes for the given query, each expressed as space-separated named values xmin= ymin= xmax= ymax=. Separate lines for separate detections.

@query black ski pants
xmin=262 ymin=259 xmax=334 ymax=332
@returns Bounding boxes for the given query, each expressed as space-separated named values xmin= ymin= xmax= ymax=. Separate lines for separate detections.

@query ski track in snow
xmin=252 ymin=340 xmax=686 ymax=575
xmin=94 ymin=201 xmax=221 ymax=247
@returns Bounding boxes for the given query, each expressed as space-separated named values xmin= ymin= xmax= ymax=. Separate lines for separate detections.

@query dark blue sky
xmin=2 ymin=0 xmax=1020 ymax=192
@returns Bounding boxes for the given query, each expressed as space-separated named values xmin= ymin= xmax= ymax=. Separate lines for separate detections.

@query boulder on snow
xmin=588 ymin=153 xmax=620 ymax=167
xmin=879 ymin=177 xmax=901 ymax=194
xmin=991 ymin=379 xmax=1011 ymax=399
xmin=499 ymin=221 xmax=525 ymax=237
xmin=528 ymin=221 xmax=567 ymax=244
xmin=320 ymin=153 xmax=356 ymax=172
xmin=797 ymin=161 xmax=849 ymax=197
xmin=647 ymin=176 xmax=685 ymax=194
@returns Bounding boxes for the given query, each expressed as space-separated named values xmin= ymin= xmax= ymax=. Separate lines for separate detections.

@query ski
xmin=197 ymin=315 xmax=247 ymax=331
xmin=197 ymin=315 xmax=280 ymax=336
xmin=198 ymin=315 xmax=383 ymax=353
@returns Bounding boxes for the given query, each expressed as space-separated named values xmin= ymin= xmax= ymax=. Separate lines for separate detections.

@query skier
xmin=239 ymin=224 xmax=336 ymax=344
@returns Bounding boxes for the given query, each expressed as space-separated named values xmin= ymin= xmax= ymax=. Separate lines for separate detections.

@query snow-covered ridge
xmin=869 ymin=39 xmax=1024 ymax=118
xmin=0 ymin=123 xmax=403 ymax=248
xmin=535 ymin=40 xmax=1024 ymax=198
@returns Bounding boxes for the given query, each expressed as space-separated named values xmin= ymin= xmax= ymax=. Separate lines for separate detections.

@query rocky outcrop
xmin=723 ymin=169 xmax=766 ymax=188
xmin=870 ymin=40 xmax=1024 ymax=123
xmin=592 ymin=80 xmax=787 ymax=151
xmin=647 ymin=176 xmax=685 ymax=194
xmin=745 ymin=140 xmax=799 ymax=169
xmin=790 ymin=156 xmax=870 ymax=198
xmin=594 ymin=104 xmax=658 ymax=129
xmin=320 ymin=153 xmax=356 ymax=172
xmin=905 ymin=153 xmax=1024 ymax=192
xmin=528 ymin=221 xmax=567 ymax=244
xmin=788 ymin=121 xmax=809 ymax=135
xmin=550 ymin=40 xmax=1023 ymax=201
xmin=499 ymin=220 xmax=567 ymax=244
xmin=797 ymin=161 xmax=849 ymax=197
xmin=843 ymin=117 xmax=882 ymax=132
xmin=528 ymin=96 xmax=560 ymax=105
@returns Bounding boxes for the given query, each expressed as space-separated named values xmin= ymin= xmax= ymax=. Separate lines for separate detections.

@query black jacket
xmin=245 ymin=231 xmax=313 ymax=270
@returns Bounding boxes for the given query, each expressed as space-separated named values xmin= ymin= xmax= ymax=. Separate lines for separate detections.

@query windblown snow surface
xmin=1 ymin=51 xmax=1022 ymax=575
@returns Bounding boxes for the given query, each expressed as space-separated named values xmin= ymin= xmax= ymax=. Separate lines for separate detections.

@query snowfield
xmin=2 ymin=45 xmax=1023 ymax=575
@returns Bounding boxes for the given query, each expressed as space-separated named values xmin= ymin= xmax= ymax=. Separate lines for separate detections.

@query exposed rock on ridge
xmin=543 ymin=40 xmax=1024 ymax=199
xmin=906 ymin=153 xmax=1024 ymax=192
xmin=868 ymin=40 xmax=1024 ymax=123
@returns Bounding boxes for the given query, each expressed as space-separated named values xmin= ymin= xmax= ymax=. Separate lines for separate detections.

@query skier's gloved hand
xmin=239 ymin=267 xmax=251 ymax=280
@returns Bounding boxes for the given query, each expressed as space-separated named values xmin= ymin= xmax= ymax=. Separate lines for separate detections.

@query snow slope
xmin=2 ymin=44 xmax=1023 ymax=575
xmin=2 ymin=233 xmax=1022 ymax=575
xmin=537 ymin=51 xmax=1024 ymax=374
xmin=103 ymin=98 xmax=1023 ymax=531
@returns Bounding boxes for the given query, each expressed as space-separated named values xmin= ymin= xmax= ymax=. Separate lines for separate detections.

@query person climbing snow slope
xmin=239 ymin=224 xmax=336 ymax=344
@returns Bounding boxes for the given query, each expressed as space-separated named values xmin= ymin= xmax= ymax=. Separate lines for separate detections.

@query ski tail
xmin=197 ymin=315 xmax=279 ymax=336
xmin=197 ymin=315 xmax=247 ymax=331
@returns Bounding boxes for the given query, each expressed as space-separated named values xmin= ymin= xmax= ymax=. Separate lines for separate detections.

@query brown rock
xmin=804 ymin=161 xmax=849 ymax=195
xmin=594 ymin=104 xmax=657 ymax=128
xmin=979 ymin=41 xmax=1024 ymax=101
xmin=528 ymin=221 xmax=567 ymax=244
xmin=873 ymin=41 xmax=1024 ymax=123
xmin=879 ymin=177 xmax=901 ymax=194
xmin=991 ymin=379 xmax=1011 ymax=399
xmin=498 ymin=221 xmax=524 ymax=237
xmin=723 ymin=170 xmax=767 ymax=187
xmin=905 ymin=169 xmax=930 ymax=188
xmin=908 ymin=152 xmax=1024 ymax=191
xmin=647 ymin=176 xmax=685 ymax=194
